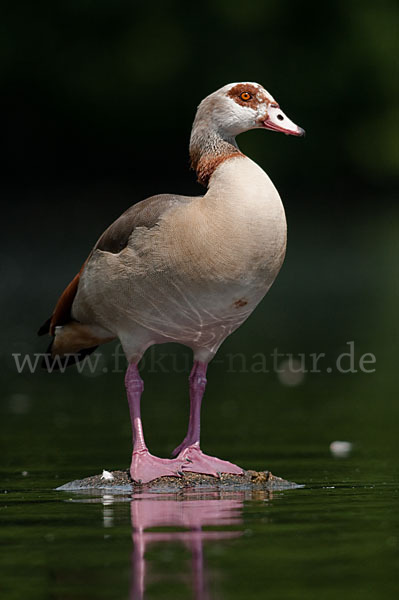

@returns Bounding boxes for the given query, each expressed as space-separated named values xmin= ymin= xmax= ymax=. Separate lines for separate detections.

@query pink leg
xmin=172 ymin=361 xmax=207 ymax=455
xmin=173 ymin=361 xmax=244 ymax=477
xmin=126 ymin=363 xmax=181 ymax=483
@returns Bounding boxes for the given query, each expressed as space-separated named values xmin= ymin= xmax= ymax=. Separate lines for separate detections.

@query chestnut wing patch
xmin=38 ymin=260 xmax=88 ymax=336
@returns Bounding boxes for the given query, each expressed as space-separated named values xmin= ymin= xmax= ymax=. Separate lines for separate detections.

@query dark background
xmin=3 ymin=0 xmax=397 ymax=192
xmin=1 ymin=1 xmax=398 ymax=472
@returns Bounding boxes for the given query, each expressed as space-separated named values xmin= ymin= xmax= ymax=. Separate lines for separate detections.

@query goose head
xmin=193 ymin=81 xmax=305 ymax=139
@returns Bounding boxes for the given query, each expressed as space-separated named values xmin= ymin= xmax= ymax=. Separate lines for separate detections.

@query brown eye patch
xmin=227 ymin=83 xmax=268 ymax=109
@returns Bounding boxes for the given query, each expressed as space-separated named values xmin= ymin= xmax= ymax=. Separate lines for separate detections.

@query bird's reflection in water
xmin=130 ymin=492 xmax=240 ymax=599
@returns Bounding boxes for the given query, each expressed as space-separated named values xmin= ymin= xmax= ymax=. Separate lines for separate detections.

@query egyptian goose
xmin=39 ymin=82 xmax=304 ymax=483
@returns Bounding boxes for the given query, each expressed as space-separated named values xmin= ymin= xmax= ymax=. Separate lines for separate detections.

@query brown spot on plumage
xmin=233 ymin=298 xmax=248 ymax=308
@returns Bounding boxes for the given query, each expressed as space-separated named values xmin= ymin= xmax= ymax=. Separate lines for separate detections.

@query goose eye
xmin=240 ymin=92 xmax=252 ymax=101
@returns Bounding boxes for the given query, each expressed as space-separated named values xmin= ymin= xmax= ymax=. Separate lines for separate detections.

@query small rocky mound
xmin=57 ymin=469 xmax=300 ymax=493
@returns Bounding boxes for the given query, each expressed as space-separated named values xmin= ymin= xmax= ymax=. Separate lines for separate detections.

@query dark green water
xmin=1 ymin=208 xmax=398 ymax=598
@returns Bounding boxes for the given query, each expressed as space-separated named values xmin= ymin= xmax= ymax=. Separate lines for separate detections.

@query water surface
xmin=1 ymin=447 xmax=397 ymax=600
